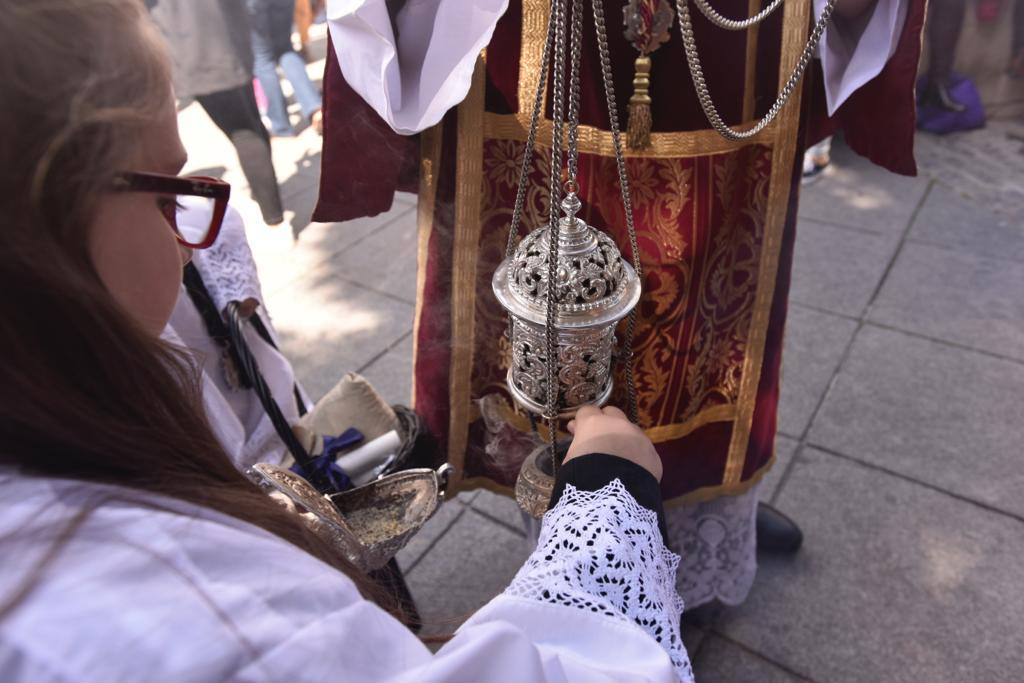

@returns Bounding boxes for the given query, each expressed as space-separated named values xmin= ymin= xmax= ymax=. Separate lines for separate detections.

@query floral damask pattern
xmin=465 ymin=138 xmax=773 ymax=485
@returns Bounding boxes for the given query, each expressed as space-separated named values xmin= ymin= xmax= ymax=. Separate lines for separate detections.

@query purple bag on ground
xmin=917 ymin=73 xmax=987 ymax=134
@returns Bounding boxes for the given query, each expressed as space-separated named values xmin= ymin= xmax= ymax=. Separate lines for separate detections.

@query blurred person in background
xmin=248 ymin=0 xmax=324 ymax=137
xmin=147 ymin=0 xmax=285 ymax=224
xmin=921 ymin=0 xmax=967 ymax=111
xmin=802 ymin=136 xmax=834 ymax=185
xmin=294 ymin=0 xmax=325 ymax=61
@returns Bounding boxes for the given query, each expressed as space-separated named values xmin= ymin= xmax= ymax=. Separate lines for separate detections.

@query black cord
xmin=182 ymin=265 xmax=328 ymax=491
xmin=247 ymin=311 xmax=308 ymax=418
xmin=182 ymin=263 xmax=252 ymax=389
xmin=224 ymin=304 xmax=322 ymax=472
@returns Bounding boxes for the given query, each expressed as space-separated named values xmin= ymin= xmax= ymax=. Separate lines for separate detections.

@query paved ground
xmin=178 ymin=23 xmax=1024 ymax=682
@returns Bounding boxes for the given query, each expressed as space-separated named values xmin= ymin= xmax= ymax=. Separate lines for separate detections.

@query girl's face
xmin=88 ymin=100 xmax=191 ymax=336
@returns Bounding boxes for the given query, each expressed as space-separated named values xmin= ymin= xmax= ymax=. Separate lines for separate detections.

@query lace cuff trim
xmin=504 ymin=479 xmax=693 ymax=682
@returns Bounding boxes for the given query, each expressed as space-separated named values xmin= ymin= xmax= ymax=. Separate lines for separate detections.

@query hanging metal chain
xmin=676 ymin=0 xmax=836 ymax=141
xmin=591 ymin=0 xmax=643 ymax=423
xmin=692 ymin=0 xmax=785 ymax=30
xmin=506 ymin=12 xmax=556 ymax=262
xmin=566 ymin=0 xmax=584 ymax=186
xmin=505 ymin=5 xmax=557 ymax=345
xmin=544 ymin=0 xmax=569 ymax=460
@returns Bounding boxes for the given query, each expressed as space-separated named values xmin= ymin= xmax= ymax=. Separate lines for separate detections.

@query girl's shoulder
xmin=0 ymin=473 xmax=367 ymax=681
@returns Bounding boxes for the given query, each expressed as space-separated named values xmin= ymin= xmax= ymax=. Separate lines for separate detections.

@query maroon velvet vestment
xmin=315 ymin=0 xmax=926 ymax=503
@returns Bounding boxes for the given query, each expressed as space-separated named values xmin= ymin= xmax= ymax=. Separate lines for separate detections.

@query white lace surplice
xmin=667 ymin=483 xmax=760 ymax=608
xmin=0 ymin=473 xmax=692 ymax=682
xmin=328 ymin=0 xmax=908 ymax=135
xmin=493 ymin=480 xmax=694 ymax=682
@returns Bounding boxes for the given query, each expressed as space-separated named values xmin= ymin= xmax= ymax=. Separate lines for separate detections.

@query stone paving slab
xmin=777 ymin=305 xmax=859 ymax=438
xmin=715 ymin=448 xmax=1024 ymax=683
xmin=255 ymin=200 xmax=415 ymax=297
xmin=913 ymin=121 xmax=1024 ymax=222
xmin=809 ymin=324 xmax=1024 ymax=519
xmin=907 ymin=181 xmax=1024 ymax=264
xmin=797 ymin=143 xmax=930 ymax=236
xmin=396 ymin=496 xmax=468 ymax=574
xmin=469 ymin=489 xmax=529 ymax=537
xmin=404 ymin=508 xmax=532 ymax=636
xmin=265 ymin=274 xmax=414 ymax=401
xmin=358 ymin=332 xmax=414 ymax=406
xmin=332 ymin=208 xmax=419 ymax=304
xmin=869 ymin=241 xmax=1024 ymax=362
xmin=789 ymin=220 xmax=899 ymax=318
xmin=761 ymin=435 xmax=799 ymax=504
xmin=692 ymin=634 xmax=808 ymax=683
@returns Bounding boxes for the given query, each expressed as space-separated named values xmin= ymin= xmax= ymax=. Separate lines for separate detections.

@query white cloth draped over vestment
xmin=326 ymin=0 xmax=907 ymax=135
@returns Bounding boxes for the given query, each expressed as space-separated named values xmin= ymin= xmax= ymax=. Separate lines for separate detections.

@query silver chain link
xmin=506 ymin=7 xmax=556 ymax=345
xmin=544 ymin=0 xmax=569 ymax=459
xmin=692 ymin=0 xmax=785 ymax=30
xmin=512 ymin=0 xmax=646 ymax=434
xmin=677 ymin=0 xmax=836 ymax=140
xmin=566 ymin=0 xmax=583 ymax=184
xmin=591 ymin=0 xmax=642 ymax=423
xmin=506 ymin=14 xmax=555 ymax=261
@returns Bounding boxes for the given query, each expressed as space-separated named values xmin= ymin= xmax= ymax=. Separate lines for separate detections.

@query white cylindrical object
xmin=335 ymin=429 xmax=401 ymax=479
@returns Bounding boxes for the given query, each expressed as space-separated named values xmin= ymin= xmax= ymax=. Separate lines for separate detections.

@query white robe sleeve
xmin=294 ymin=478 xmax=690 ymax=682
xmin=331 ymin=0 xmax=910 ymax=132
xmin=815 ymin=0 xmax=909 ymax=115
xmin=325 ymin=0 xmax=508 ymax=135
xmin=463 ymin=479 xmax=693 ymax=682
xmin=0 ymin=474 xmax=689 ymax=682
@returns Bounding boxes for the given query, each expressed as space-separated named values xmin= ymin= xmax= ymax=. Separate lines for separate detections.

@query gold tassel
xmin=627 ymin=56 xmax=653 ymax=150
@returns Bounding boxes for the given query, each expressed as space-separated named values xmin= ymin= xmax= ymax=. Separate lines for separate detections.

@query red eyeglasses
xmin=112 ymin=172 xmax=231 ymax=249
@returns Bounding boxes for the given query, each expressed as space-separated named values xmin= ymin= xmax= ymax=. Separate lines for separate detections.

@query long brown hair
xmin=0 ymin=0 xmax=384 ymax=607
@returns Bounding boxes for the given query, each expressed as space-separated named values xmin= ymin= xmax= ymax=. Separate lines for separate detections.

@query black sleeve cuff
xmin=547 ymin=453 xmax=668 ymax=540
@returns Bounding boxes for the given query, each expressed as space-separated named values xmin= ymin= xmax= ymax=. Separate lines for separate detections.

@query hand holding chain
xmin=592 ymin=0 xmax=643 ymax=422
xmin=543 ymin=0 xmax=569 ymax=459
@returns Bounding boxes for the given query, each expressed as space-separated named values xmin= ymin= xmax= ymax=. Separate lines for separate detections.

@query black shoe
xmin=681 ymin=601 xmax=722 ymax=629
xmin=756 ymin=502 xmax=803 ymax=554
xmin=921 ymin=81 xmax=967 ymax=113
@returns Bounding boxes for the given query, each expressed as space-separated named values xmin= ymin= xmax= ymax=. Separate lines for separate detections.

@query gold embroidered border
xmin=515 ymin=0 xmax=775 ymax=158
xmin=665 ymin=453 xmax=777 ymax=507
xmin=723 ymin=0 xmax=810 ymax=485
xmin=645 ymin=403 xmax=736 ymax=442
xmin=490 ymin=399 xmax=734 ymax=448
xmin=484 ymin=112 xmax=776 ymax=159
xmin=512 ymin=0 xmax=800 ymax=493
xmin=447 ymin=57 xmax=487 ymax=480
xmin=411 ymin=125 xmax=443 ymax=409
xmin=518 ymin=0 xmax=549 ymax=117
